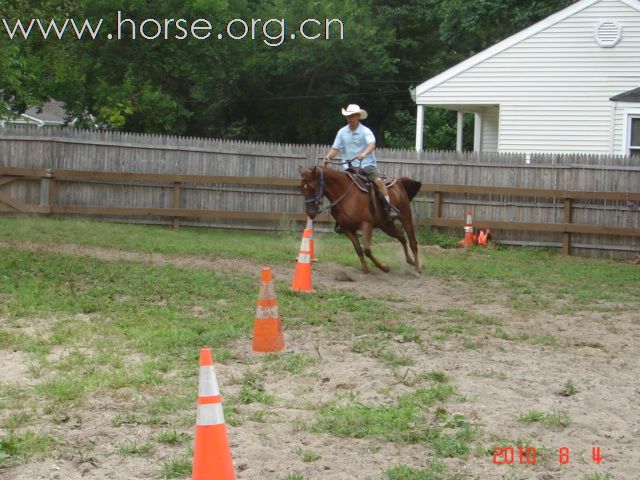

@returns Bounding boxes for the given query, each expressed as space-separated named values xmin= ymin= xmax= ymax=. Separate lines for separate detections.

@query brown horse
xmin=298 ymin=165 xmax=422 ymax=274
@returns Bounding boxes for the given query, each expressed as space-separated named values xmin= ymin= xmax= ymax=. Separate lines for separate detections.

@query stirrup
xmin=386 ymin=203 xmax=400 ymax=221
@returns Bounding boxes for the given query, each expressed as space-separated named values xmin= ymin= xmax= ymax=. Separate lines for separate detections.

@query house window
xmin=631 ymin=117 xmax=640 ymax=158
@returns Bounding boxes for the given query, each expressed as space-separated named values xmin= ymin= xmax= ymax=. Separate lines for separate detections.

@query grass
xmin=312 ymin=383 xmax=478 ymax=457
xmin=157 ymin=429 xmax=191 ymax=445
xmin=2 ymin=217 xmax=638 ymax=311
xmin=517 ymin=409 xmax=571 ymax=429
xmin=293 ymin=446 xmax=321 ymax=463
xmin=159 ymin=456 xmax=192 ymax=479
xmin=1 ymin=217 xmax=636 ymax=477
xmin=583 ymin=473 xmax=613 ymax=480
xmin=117 ymin=439 xmax=154 ymax=456
xmin=262 ymin=352 xmax=317 ymax=375
xmin=0 ymin=431 xmax=58 ymax=466
xmin=387 ymin=459 xmax=452 ymax=480
xmin=560 ymin=380 xmax=577 ymax=397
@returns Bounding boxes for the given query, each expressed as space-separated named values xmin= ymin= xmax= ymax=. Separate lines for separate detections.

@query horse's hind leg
xmin=344 ymin=229 xmax=369 ymax=274
xmin=399 ymin=212 xmax=421 ymax=274
xmin=381 ymin=222 xmax=415 ymax=267
xmin=362 ymin=223 xmax=390 ymax=273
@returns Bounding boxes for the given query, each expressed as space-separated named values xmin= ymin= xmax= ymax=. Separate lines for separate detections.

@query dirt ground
xmin=1 ymin=242 xmax=638 ymax=479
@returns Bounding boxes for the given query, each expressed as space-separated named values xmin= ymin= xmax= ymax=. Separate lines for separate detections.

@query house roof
xmin=415 ymin=0 xmax=640 ymax=98
xmin=610 ymin=87 xmax=640 ymax=102
xmin=22 ymin=100 xmax=66 ymax=124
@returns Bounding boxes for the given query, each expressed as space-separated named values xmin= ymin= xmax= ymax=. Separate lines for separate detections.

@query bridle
xmin=303 ymin=166 xmax=352 ymax=213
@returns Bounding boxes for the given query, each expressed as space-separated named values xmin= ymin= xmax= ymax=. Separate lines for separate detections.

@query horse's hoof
xmin=380 ymin=264 xmax=390 ymax=273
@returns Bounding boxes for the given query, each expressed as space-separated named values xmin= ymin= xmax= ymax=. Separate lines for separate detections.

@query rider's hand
xmin=323 ymin=157 xmax=329 ymax=166
xmin=356 ymin=153 xmax=365 ymax=161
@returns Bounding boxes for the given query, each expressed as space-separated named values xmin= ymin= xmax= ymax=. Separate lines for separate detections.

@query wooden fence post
xmin=563 ymin=198 xmax=572 ymax=255
xmin=39 ymin=169 xmax=52 ymax=210
xmin=172 ymin=182 xmax=181 ymax=229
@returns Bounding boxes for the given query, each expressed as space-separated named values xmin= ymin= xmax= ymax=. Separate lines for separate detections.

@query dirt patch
xmin=1 ymin=242 xmax=638 ymax=480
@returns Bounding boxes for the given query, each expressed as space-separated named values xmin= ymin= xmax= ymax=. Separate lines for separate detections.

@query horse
xmin=298 ymin=165 xmax=422 ymax=274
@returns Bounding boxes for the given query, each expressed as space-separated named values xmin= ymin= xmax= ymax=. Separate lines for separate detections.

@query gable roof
xmin=610 ymin=86 xmax=640 ymax=102
xmin=416 ymin=0 xmax=640 ymax=97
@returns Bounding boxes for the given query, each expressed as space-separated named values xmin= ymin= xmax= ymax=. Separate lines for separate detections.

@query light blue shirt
xmin=332 ymin=123 xmax=376 ymax=169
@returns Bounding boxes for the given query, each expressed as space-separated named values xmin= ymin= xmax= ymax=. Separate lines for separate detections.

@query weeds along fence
xmin=0 ymin=126 xmax=638 ymax=259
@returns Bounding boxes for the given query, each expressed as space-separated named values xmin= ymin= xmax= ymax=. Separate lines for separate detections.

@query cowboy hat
xmin=341 ymin=104 xmax=368 ymax=120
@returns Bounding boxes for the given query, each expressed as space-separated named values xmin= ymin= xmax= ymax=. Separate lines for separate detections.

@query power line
xmin=260 ymin=90 xmax=410 ymax=100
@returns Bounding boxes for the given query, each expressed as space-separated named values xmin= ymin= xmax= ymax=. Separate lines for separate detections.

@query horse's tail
xmin=399 ymin=178 xmax=422 ymax=202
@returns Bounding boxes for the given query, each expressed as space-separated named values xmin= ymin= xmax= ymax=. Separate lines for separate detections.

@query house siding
xmin=416 ymin=0 xmax=640 ymax=154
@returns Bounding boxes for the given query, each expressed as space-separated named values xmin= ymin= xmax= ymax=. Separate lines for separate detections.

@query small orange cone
xmin=192 ymin=348 xmax=236 ymax=480
xmin=252 ymin=267 xmax=285 ymax=352
xmin=291 ymin=228 xmax=314 ymax=292
xmin=464 ymin=210 xmax=474 ymax=248
xmin=306 ymin=217 xmax=319 ymax=262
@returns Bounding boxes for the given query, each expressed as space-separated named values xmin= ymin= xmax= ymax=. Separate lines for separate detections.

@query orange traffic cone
xmin=253 ymin=267 xmax=285 ymax=352
xmin=291 ymin=228 xmax=314 ymax=292
xmin=192 ymin=348 xmax=236 ymax=480
xmin=306 ymin=217 xmax=319 ymax=262
xmin=463 ymin=210 xmax=474 ymax=248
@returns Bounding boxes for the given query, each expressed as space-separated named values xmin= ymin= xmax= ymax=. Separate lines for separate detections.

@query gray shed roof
xmin=610 ymin=87 xmax=640 ymax=102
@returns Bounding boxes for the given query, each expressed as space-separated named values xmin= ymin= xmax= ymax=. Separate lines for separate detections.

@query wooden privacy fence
xmin=1 ymin=125 xmax=639 ymax=258
xmin=1 ymin=165 xmax=638 ymax=257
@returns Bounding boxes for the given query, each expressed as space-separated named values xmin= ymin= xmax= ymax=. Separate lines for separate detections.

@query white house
xmin=414 ymin=0 xmax=640 ymax=157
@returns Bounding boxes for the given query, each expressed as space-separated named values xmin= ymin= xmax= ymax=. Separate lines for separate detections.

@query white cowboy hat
xmin=341 ymin=104 xmax=368 ymax=120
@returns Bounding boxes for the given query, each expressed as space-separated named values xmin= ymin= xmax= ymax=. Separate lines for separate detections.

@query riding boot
xmin=334 ymin=223 xmax=344 ymax=234
xmin=384 ymin=201 xmax=401 ymax=221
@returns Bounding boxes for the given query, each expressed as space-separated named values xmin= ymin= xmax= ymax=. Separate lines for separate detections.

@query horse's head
xmin=298 ymin=165 xmax=324 ymax=219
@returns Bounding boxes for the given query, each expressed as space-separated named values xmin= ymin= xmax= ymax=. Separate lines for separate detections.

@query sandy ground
xmin=1 ymin=241 xmax=639 ymax=479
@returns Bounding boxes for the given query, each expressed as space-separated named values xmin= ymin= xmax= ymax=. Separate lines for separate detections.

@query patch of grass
xmin=262 ymin=353 xmax=317 ymax=375
xmin=386 ymin=458 xmax=451 ymax=479
xmin=279 ymin=474 xmax=309 ymax=480
xmin=117 ymin=439 xmax=154 ymax=456
xmin=0 ymin=431 xmax=57 ymax=466
xmin=469 ymin=369 xmax=508 ymax=380
xmin=112 ymin=412 xmax=142 ymax=427
xmin=378 ymin=323 xmax=421 ymax=343
xmin=543 ymin=410 xmax=571 ymax=429
xmin=157 ymin=429 xmax=191 ymax=445
xmin=233 ymin=370 xmax=275 ymax=405
xmin=159 ymin=456 xmax=192 ymax=479
xmin=422 ymin=371 xmax=449 ymax=383
xmin=293 ymin=446 xmax=321 ymax=463
xmin=248 ymin=408 xmax=277 ymax=423
xmin=529 ymin=333 xmax=561 ymax=348
xmin=560 ymin=380 xmax=577 ymax=397
xmin=314 ymin=384 xmax=465 ymax=453
xmin=2 ymin=411 xmax=32 ymax=430
xmin=351 ymin=338 xmax=415 ymax=367
xmin=583 ymin=473 xmax=613 ymax=480
xmin=517 ymin=409 xmax=571 ymax=429
xmin=517 ymin=410 xmax=545 ymax=423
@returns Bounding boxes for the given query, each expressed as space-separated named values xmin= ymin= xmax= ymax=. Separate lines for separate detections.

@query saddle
xmin=345 ymin=169 xmax=397 ymax=193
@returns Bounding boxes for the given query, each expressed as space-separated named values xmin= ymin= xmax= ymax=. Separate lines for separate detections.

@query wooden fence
xmin=1 ymin=126 xmax=639 ymax=258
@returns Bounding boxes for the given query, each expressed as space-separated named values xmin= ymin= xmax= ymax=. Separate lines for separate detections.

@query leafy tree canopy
xmin=1 ymin=0 xmax=573 ymax=148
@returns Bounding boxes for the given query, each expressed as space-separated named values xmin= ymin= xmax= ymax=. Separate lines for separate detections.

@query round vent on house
xmin=595 ymin=21 xmax=622 ymax=47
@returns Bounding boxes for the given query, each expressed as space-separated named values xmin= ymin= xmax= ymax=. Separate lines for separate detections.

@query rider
xmin=322 ymin=104 xmax=400 ymax=221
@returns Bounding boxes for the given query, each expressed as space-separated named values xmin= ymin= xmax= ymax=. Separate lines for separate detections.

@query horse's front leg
xmin=343 ymin=229 xmax=369 ymax=274
xmin=362 ymin=223 xmax=390 ymax=273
